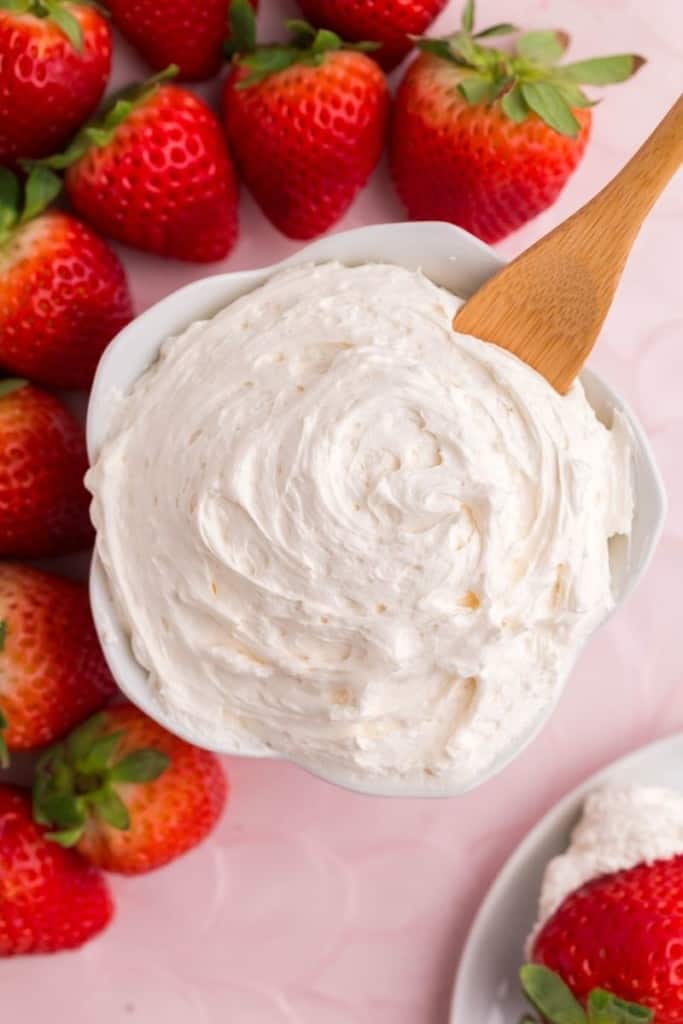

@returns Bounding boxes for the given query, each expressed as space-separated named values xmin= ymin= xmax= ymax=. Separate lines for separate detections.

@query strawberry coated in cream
xmin=87 ymin=262 xmax=634 ymax=794
xmin=535 ymin=785 xmax=683 ymax=935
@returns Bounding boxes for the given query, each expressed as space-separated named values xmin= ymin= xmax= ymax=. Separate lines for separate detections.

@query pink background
xmin=3 ymin=1 xmax=682 ymax=1020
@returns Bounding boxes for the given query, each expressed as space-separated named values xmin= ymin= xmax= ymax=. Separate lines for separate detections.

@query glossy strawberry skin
xmin=76 ymin=705 xmax=228 ymax=875
xmin=0 ymin=565 xmax=117 ymax=751
xmin=223 ymin=52 xmax=389 ymax=240
xmin=297 ymin=0 xmax=447 ymax=71
xmin=105 ymin=0 xmax=257 ymax=82
xmin=66 ymin=85 xmax=239 ymax=262
xmin=532 ymin=856 xmax=683 ymax=1023
xmin=0 ymin=384 xmax=93 ymax=559
xmin=0 ymin=5 xmax=111 ymax=168
xmin=390 ymin=53 xmax=591 ymax=243
xmin=0 ymin=211 xmax=133 ymax=389
xmin=0 ymin=786 xmax=113 ymax=956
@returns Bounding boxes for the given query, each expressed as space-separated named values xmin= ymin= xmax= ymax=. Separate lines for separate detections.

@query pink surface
xmin=3 ymin=1 xmax=682 ymax=1020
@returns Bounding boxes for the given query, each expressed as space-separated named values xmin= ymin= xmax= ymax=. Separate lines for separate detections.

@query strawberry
xmin=0 ymin=785 xmax=113 ymax=956
xmin=519 ymin=965 xmax=653 ymax=1024
xmin=0 ymin=379 xmax=93 ymax=558
xmin=527 ymin=857 xmax=683 ymax=1022
xmin=0 ymin=0 xmax=111 ymax=169
xmin=34 ymin=704 xmax=228 ymax=874
xmin=223 ymin=2 xmax=390 ymax=240
xmin=40 ymin=69 xmax=239 ymax=262
xmin=0 ymin=168 xmax=133 ymax=389
xmin=0 ymin=565 xmax=117 ymax=763
xmin=104 ymin=0 xmax=258 ymax=82
xmin=296 ymin=0 xmax=448 ymax=72
xmin=390 ymin=1 xmax=643 ymax=243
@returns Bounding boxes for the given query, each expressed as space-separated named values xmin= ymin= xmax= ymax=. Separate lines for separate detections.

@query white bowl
xmin=86 ymin=222 xmax=667 ymax=798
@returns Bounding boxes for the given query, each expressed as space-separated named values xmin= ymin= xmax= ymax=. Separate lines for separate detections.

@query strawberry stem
xmin=0 ymin=379 xmax=29 ymax=399
xmin=34 ymin=711 xmax=170 ymax=846
xmin=0 ymin=0 xmax=85 ymax=51
xmin=415 ymin=0 xmax=644 ymax=136
xmin=227 ymin=0 xmax=379 ymax=88
xmin=0 ymin=169 xmax=61 ymax=245
xmin=30 ymin=66 xmax=179 ymax=172
xmin=520 ymin=965 xmax=654 ymax=1023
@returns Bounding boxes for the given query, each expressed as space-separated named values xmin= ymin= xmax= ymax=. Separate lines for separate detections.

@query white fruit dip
xmin=87 ymin=262 xmax=634 ymax=791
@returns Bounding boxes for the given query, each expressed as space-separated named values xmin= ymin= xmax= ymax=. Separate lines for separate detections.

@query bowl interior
xmin=86 ymin=221 xmax=666 ymax=798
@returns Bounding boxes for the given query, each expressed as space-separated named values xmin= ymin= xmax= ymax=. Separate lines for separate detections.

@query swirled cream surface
xmin=87 ymin=262 xmax=633 ymax=792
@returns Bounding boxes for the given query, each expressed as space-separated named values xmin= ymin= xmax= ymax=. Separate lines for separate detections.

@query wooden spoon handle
xmin=568 ymin=94 xmax=683 ymax=267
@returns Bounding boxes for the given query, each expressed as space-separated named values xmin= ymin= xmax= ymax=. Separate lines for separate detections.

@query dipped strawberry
xmin=530 ymin=858 xmax=683 ymax=1022
xmin=105 ymin=0 xmax=258 ymax=81
xmin=296 ymin=0 xmax=447 ymax=71
xmin=0 ymin=0 xmax=111 ymax=168
xmin=0 ymin=168 xmax=132 ymax=389
xmin=390 ymin=0 xmax=643 ymax=242
xmin=34 ymin=705 xmax=228 ymax=874
xmin=41 ymin=70 xmax=239 ymax=262
xmin=0 ymin=565 xmax=117 ymax=762
xmin=0 ymin=785 xmax=113 ymax=956
xmin=223 ymin=3 xmax=389 ymax=240
xmin=527 ymin=786 xmax=683 ymax=1023
xmin=0 ymin=380 xmax=93 ymax=558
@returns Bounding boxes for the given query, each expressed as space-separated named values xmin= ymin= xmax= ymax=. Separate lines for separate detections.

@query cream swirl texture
xmin=87 ymin=262 xmax=633 ymax=792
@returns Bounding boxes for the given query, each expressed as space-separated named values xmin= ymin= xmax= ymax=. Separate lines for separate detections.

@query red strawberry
xmin=0 ymin=379 xmax=93 ymax=558
xmin=0 ymin=565 xmax=117 ymax=761
xmin=390 ymin=1 xmax=643 ymax=243
xmin=0 ymin=0 xmax=111 ymax=169
xmin=0 ymin=785 xmax=113 ymax=956
xmin=42 ymin=70 xmax=239 ymax=262
xmin=529 ymin=857 xmax=683 ymax=1022
xmin=34 ymin=704 xmax=228 ymax=875
xmin=0 ymin=168 xmax=133 ymax=389
xmin=296 ymin=0 xmax=448 ymax=71
xmin=223 ymin=3 xmax=389 ymax=240
xmin=104 ymin=0 xmax=258 ymax=82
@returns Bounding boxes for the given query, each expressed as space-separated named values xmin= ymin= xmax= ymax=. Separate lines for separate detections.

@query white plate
xmin=451 ymin=732 xmax=683 ymax=1022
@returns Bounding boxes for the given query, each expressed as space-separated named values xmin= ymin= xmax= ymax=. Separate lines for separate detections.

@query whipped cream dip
xmin=87 ymin=262 xmax=634 ymax=791
xmin=534 ymin=785 xmax=683 ymax=933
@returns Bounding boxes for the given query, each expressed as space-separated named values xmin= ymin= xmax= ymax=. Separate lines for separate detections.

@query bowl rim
xmin=86 ymin=220 xmax=667 ymax=799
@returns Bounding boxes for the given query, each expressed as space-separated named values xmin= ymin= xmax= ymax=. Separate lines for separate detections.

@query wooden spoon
xmin=453 ymin=94 xmax=683 ymax=394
